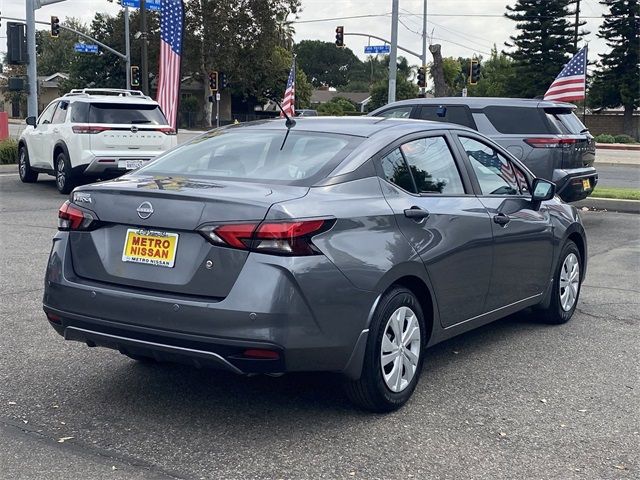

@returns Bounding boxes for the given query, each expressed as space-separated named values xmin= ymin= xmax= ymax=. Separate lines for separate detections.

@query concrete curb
xmin=575 ymin=197 xmax=640 ymax=214
xmin=596 ymin=143 xmax=640 ymax=151
xmin=0 ymin=164 xmax=17 ymax=173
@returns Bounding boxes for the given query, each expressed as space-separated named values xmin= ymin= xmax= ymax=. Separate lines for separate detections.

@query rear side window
xmin=70 ymin=102 xmax=89 ymax=123
xmin=400 ymin=137 xmax=465 ymax=194
xmin=417 ymin=105 xmax=477 ymax=129
xmin=378 ymin=106 xmax=413 ymax=118
xmin=137 ymin=129 xmax=362 ymax=186
xmin=381 ymin=149 xmax=416 ymax=193
xmin=88 ymin=103 xmax=168 ymax=125
xmin=483 ymin=106 xmax=560 ymax=134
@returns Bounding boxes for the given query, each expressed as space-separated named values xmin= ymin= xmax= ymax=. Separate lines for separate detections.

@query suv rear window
xmin=483 ymin=106 xmax=560 ymax=134
xmin=136 ymin=129 xmax=363 ymax=186
xmin=88 ymin=103 xmax=168 ymax=125
xmin=417 ymin=105 xmax=477 ymax=129
xmin=545 ymin=108 xmax=588 ymax=134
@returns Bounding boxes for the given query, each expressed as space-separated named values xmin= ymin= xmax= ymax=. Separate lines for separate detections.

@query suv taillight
xmin=524 ymin=138 xmax=577 ymax=148
xmin=58 ymin=201 xmax=100 ymax=231
xmin=72 ymin=125 xmax=111 ymax=134
xmin=198 ymin=219 xmax=334 ymax=256
xmin=158 ymin=127 xmax=177 ymax=135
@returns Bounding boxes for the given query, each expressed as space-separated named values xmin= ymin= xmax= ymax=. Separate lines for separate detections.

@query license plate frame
xmin=122 ymin=229 xmax=179 ymax=268
xmin=118 ymin=159 xmax=146 ymax=170
xmin=582 ymin=178 xmax=591 ymax=190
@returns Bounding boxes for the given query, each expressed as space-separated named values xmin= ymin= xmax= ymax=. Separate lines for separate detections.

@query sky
xmin=2 ymin=0 xmax=609 ymax=73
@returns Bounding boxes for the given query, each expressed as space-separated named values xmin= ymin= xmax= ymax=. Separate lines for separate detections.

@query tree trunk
xmin=429 ymin=44 xmax=447 ymax=97
xmin=623 ymin=104 xmax=635 ymax=140
xmin=199 ymin=0 xmax=212 ymax=128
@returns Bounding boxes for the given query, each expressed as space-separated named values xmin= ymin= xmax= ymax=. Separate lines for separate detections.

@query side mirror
xmin=25 ymin=116 xmax=37 ymax=127
xmin=531 ymin=178 xmax=555 ymax=204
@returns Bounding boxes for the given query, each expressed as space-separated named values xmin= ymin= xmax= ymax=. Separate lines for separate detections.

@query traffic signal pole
xmin=140 ymin=0 xmax=149 ymax=96
xmin=125 ymin=6 xmax=131 ymax=90
xmin=388 ymin=0 xmax=399 ymax=104
xmin=421 ymin=0 xmax=427 ymax=95
xmin=26 ymin=0 xmax=38 ymax=117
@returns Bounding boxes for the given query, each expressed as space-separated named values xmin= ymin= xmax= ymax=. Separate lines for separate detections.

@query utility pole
xmin=574 ymin=0 xmax=581 ymax=50
xmin=421 ymin=0 xmax=427 ymax=96
xmin=124 ymin=6 xmax=131 ymax=89
xmin=140 ymin=0 xmax=149 ymax=95
xmin=388 ymin=0 xmax=399 ymax=104
xmin=25 ymin=0 xmax=66 ymax=118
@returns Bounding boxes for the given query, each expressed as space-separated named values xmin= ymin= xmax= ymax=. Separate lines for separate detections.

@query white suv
xmin=18 ymin=88 xmax=178 ymax=194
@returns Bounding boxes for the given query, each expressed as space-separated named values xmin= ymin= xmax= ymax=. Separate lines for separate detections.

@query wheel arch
xmin=53 ymin=141 xmax=70 ymax=163
xmin=562 ymin=222 xmax=587 ymax=281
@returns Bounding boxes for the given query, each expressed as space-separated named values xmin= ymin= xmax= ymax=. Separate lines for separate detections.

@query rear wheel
xmin=537 ymin=241 xmax=582 ymax=324
xmin=55 ymin=152 xmax=77 ymax=194
xmin=344 ymin=286 xmax=425 ymax=412
xmin=18 ymin=145 xmax=38 ymax=183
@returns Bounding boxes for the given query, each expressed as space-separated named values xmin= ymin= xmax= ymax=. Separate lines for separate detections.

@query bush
xmin=0 ymin=138 xmax=18 ymax=164
xmin=594 ymin=134 xmax=616 ymax=143
xmin=613 ymin=134 xmax=635 ymax=144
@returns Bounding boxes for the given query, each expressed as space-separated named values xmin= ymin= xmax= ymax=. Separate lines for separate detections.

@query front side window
xmin=38 ymin=102 xmax=57 ymax=125
xmin=137 ymin=129 xmax=361 ymax=185
xmin=378 ymin=106 xmax=413 ymax=119
xmin=89 ymin=103 xmax=168 ymax=125
xmin=459 ymin=136 xmax=521 ymax=196
xmin=400 ymin=137 xmax=465 ymax=194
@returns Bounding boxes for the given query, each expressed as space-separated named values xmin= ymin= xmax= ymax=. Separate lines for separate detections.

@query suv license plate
xmin=122 ymin=229 xmax=179 ymax=268
xmin=119 ymin=160 xmax=145 ymax=170
xmin=582 ymin=179 xmax=591 ymax=190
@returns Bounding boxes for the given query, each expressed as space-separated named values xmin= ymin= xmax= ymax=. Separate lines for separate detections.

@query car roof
xmin=372 ymin=97 xmax=577 ymax=110
xmin=224 ymin=116 xmax=468 ymax=138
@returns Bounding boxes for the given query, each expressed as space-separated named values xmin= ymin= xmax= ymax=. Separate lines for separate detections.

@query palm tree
xmin=275 ymin=12 xmax=296 ymax=50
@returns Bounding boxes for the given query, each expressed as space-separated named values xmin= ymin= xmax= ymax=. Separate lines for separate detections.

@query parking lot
xmin=0 ymin=174 xmax=638 ymax=479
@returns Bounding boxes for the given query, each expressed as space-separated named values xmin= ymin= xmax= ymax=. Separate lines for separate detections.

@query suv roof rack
xmin=63 ymin=88 xmax=151 ymax=99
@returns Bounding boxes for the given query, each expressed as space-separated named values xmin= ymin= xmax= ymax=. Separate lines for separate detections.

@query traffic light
xmin=220 ymin=72 xmax=228 ymax=89
xmin=335 ymin=26 xmax=344 ymax=47
xmin=417 ymin=65 xmax=427 ymax=89
xmin=469 ymin=59 xmax=481 ymax=85
xmin=131 ymin=66 xmax=140 ymax=87
xmin=50 ymin=16 xmax=60 ymax=38
xmin=209 ymin=71 xmax=218 ymax=92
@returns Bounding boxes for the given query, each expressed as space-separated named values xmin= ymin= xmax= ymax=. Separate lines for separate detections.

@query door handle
xmin=53 ymin=128 xmax=59 ymax=133
xmin=493 ymin=213 xmax=510 ymax=226
xmin=404 ymin=207 xmax=430 ymax=220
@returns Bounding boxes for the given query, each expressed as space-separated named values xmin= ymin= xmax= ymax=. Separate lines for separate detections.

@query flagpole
xmin=293 ymin=53 xmax=297 ymax=112
xmin=582 ymin=44 xmax=588 ymax=122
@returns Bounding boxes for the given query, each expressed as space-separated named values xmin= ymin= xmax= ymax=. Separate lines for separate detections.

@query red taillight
xmin=524 ymin=137 xmax=577 ymax=148
xmin=158 ymin=127 xmax=177 ymax=135
xmin=72 ymin=125 xmax=111 ymax=134
xmin=243 ymin=349 xmax=280 ymax=360
xmin=46 ymin=313 xmax=62 ymax=324
xmin=58 ymin=201 xmax=98 ymax=231
xmin=199 ymin=219 xmax=333 ymax=256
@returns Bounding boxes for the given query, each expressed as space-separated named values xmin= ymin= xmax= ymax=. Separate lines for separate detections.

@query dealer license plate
xmin=582 ymin=179 xmax=591 ymax=190
xmin=122 ymin=229 xmax=179 ymax=268
xmin=118 ymin=159 xmax=146 ymax=170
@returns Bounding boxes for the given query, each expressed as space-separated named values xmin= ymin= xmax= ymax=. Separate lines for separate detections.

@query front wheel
xmin=537 ymin=241 xmax=582 ymax=324
xmin=344 ymin=286 xmax=426 ymax=412
xmin=18 ymin=145 xmax=38 ymax=183
xmin=55 ymin=152 xmax=77 ymax=194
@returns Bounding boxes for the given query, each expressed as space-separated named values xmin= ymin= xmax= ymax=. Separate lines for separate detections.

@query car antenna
xmin=268 ymin=96 xmax=296 ymax=150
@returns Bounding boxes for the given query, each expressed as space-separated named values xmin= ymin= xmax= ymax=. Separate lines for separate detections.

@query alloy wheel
xmin=380 ymin=306 xmax=421 ymax=393
xmin=56 ymin=157 xmax=66 ymax=190
xmin=19 ymin=149 xmax=26 ymax=179
xmin=559 ymin=252 xmax=580 ymax=311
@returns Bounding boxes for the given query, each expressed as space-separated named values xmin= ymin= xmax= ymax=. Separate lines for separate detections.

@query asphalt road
xmin=1 ymin=172 xmax=639 ymax=480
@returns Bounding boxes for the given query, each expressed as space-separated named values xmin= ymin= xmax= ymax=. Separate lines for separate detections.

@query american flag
xmin=543 ymin=46 xmax=587 ymax=102
xmin=156 ymin=0 xmax=184 ymax=130
xmin=280 ymin=57 xmax=296 ymax=118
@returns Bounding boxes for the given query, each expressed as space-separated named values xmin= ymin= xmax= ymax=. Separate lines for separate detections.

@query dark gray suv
xmin=44 ymin=117 xmax=587 ymax=412
xmin=370 ymin=98 xmax=597 ymax=202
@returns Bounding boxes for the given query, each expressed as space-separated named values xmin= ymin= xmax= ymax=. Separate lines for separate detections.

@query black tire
xmin=537 ymin=241 xmax=582 ymax=325
xmin=18 ymin=145 xmax=38 ymax=183
xmin=344 ymin=286 xmax=426 ymax=413
xmin=54 ymin=151 xmax=77 ymax=194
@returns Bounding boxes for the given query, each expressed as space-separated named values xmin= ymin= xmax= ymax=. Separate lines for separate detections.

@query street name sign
xmin=364 ymin=45 xmax=390 ymax=54
xmin=122 ymin=0 xmax=162 ymax=10
xmin=74 ymin=43 xmax=99 ymax=54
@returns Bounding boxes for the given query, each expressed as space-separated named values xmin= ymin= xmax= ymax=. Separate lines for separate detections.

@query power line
xmin=293 ymin=13 xmax=391 ymax=24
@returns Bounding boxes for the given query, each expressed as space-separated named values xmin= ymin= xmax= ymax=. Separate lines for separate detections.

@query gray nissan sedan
xmin=44 ymin=117 xmax=587 ymax=412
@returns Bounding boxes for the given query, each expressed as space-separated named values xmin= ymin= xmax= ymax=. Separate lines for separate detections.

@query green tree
xmin=588 ymin=0 xmax=640 ymax=137
xmin=36 ymin=18 xmax=88 ymax=76
xmin=317 ymin=96 xmax=356 ymax=116
xmin=367 ymin=77 xmax=419 ymax=111
xmin=294 ymin=40 xmax=364 ymax=87
xmin=504 ymin=0 xmax=586 ymax=98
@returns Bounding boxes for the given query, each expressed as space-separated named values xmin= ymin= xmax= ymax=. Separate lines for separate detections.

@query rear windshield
xmin=483 ymin=106 xmax=560 ymax=134
xmin=135 ymin=128 xmax=363 ymax=185
xmin=88 ymin=103 xmax=168 ymax=125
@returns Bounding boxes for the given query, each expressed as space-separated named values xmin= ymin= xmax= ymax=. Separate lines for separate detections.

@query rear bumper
xmin=82 ymin=156 xmax=155 ymax=176
xmin=43 ymin=233 xmax=375 ymax=377
xmin=553 ymin=167 xmax=598 ymax=203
